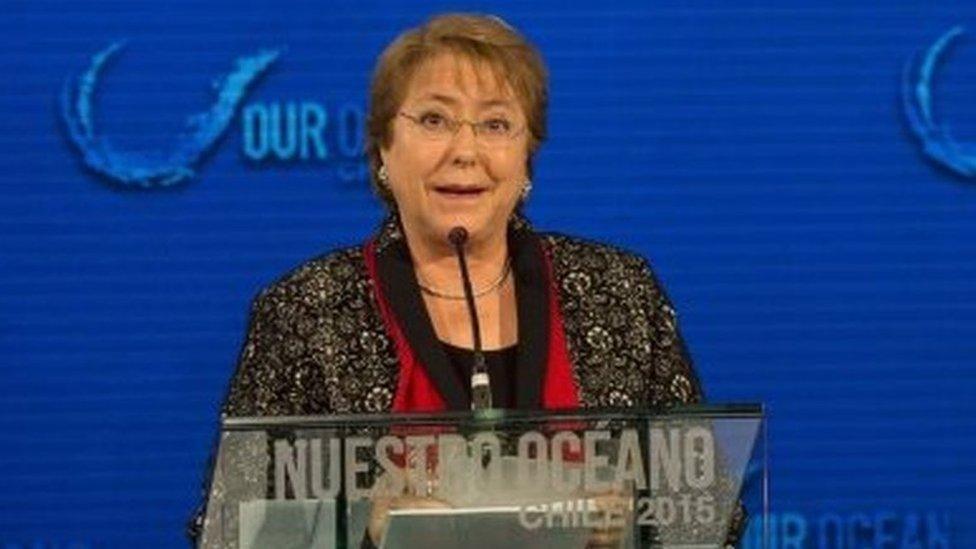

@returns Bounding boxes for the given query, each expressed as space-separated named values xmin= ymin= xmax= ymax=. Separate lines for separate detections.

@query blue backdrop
xmin=2 ymin=1 xmax=974 ymax=547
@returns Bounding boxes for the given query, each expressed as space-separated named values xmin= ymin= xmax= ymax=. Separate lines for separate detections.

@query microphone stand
xmin=449 ymin=227 xmax=515 ymax=475
xmin=447 ymin=226 xmax=493 ymax=412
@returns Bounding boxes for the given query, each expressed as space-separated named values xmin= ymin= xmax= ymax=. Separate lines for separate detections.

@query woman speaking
xmin=191 ymin=12 xmax=738 ymax=548
xmin=222 ymin=12 xmax=702 ymax=418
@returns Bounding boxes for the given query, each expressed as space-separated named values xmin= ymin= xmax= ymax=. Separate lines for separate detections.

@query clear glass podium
xmin=198 ymin=405 xmax=766 ymax=548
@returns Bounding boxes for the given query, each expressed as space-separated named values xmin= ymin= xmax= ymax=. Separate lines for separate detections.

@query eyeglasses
xmin=398 ymin=110 xmax=526 ymax=146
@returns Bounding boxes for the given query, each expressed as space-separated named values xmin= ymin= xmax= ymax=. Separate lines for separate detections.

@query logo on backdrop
xmin=239 ymin=100 xmax=369 ymax=183
xmin=60 ymin=42 xmax=280 ymax=188
xmin=903 ymin=26 xmax=976 ymax=178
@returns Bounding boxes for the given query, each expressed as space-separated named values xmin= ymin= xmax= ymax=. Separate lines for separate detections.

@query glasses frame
xmin=397 ymin=111 xmax=527 ymax=145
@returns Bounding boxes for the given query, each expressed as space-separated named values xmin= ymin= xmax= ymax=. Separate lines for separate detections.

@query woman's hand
xmin=367 ymin=493 xmax=452 ymax=546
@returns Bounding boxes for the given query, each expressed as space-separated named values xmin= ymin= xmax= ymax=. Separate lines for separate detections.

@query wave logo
xmin=60 ymin=42 xmax=280 ymax=188
xmin=903 ymin=26 xmax=976 ymax=177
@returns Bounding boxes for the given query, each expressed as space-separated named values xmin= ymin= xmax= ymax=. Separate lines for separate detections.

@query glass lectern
xmin=198 ymin=405 xmax=766 ymax=548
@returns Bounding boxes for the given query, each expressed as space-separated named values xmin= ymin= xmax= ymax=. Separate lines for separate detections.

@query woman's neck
xmin=402 ymin=222 xmax=509 ymax=296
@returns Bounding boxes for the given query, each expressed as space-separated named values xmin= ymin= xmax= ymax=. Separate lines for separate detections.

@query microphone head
xmin=448 ymin=226 xmax=469 ymax=247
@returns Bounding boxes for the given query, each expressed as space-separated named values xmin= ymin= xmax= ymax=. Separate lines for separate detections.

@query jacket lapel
xmin=374 ymin=233 xmax=468 ymax=411
xmin=510 ymin=225 xmax=548 ymax=409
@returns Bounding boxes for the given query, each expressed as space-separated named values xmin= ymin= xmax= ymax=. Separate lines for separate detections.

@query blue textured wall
xmin=2 ymin=1 xmax=974 ymax=547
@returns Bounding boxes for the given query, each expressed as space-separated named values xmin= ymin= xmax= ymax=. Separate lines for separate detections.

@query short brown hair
xmin=365 ymin=13 xmax=549 ymax=207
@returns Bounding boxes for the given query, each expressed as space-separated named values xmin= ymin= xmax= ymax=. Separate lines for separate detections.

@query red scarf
xmin=363 ymin=239 xmax=580 ymax=412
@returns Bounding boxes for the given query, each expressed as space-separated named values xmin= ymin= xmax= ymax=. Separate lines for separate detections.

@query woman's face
xmin=380 ymin=53 xmax=529 ymax=250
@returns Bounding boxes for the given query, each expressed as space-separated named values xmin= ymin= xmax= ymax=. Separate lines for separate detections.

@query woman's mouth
xmin=432 ymin=185 xmax=488 ymax=199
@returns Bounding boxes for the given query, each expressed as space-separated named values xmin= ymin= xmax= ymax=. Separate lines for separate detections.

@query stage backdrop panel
xmin=2 ymin=0 xmax=974 ymax=547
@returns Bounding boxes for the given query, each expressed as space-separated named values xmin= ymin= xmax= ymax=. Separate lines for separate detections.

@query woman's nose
xmin=448 ymin=123 xmax=480 ymax=165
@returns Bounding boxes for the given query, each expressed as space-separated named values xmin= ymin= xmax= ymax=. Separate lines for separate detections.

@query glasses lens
xmin=411 ymin=111 xmax=454 ymax=138
xmin=404 ymin=111 xmax=520 ymax=145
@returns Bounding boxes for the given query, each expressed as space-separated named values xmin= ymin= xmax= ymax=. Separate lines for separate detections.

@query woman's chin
xmin=426 ymin=216 xmax=494 ymax=246
xmin=406 ymin=206 xmax=511 ymax=250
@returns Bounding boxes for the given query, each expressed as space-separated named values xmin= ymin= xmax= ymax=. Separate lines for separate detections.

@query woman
xmin=221 ymin=13 xmax=701 ymax=418
xmin=191 ymin=12 xmax=740 ymax=547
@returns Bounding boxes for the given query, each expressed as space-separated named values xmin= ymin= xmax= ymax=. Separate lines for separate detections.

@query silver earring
xmin=377 ymin=164 xmax=389 ymax=188
xmin=520 ymin=179 xmax=532 ymax=201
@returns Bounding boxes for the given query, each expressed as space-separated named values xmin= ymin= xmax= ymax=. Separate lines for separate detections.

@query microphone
xmin=448 ymin=226 xmax=493 ymax=411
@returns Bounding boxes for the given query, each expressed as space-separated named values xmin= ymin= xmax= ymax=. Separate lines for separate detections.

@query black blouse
xmin=440 ymin=341 xmax=519 ymax=409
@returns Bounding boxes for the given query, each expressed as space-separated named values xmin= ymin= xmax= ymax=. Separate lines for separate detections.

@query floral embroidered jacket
xmin=190 ymin=213 xmax=746 ymax=547
xmin=221 ymin=213 xmax=702 ymax=417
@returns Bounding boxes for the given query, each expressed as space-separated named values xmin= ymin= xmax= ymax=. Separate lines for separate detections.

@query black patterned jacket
xmin=191 ymin=213 xmax=745 ymax=546
xmin=221 ymin=212 xmax=702 ymax=417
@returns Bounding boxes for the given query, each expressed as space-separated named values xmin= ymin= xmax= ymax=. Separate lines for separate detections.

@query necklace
xmin=418 ymin=259 xmax=512 ymax=300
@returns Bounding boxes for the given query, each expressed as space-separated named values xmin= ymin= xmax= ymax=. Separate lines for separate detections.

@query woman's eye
xmin=483 ymin=118 xmax=512 ymax=134
xmin=419 ymin=112 xmax=447 ymax=129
